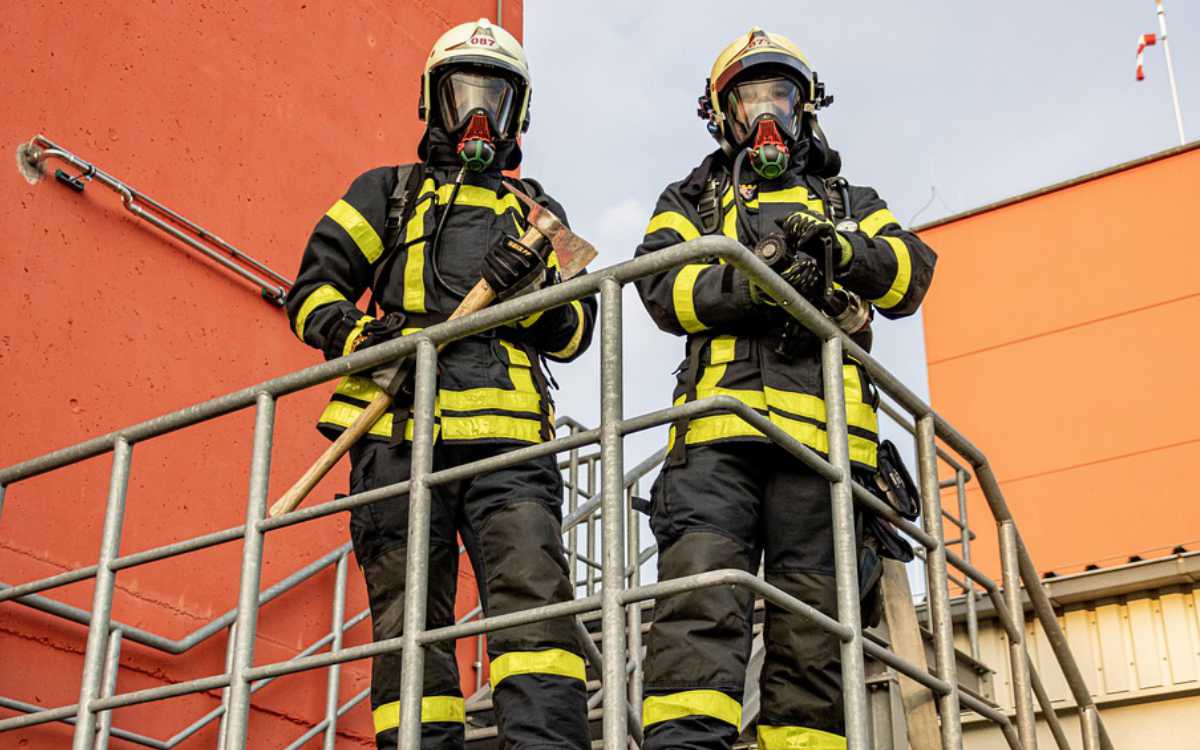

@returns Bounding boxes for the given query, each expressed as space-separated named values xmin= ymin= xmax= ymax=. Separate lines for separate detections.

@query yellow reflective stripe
xmin=859 ymin=208 xmax=899 ymax=238
xmin=403 ymin=179 xmax=437 ymax=313
xmin=871 ymin=236 xmax=911 ymax=310
xmin=490 ymin=649 xmax=586 ymax=687
xmin=645 ymin=211 xmax=700 ymax=242
xmin=755 ymin=187 xmax=823 ymax=214
xmin=757 ymin=724 xmax=847 ymax=749
xmin=440 ymin=414 xmax=542 ymax=442
xmin=294 ymin=284 xmax=348 ymax=339
xmin=549 ymin=300 xmax=587 ymax=359
xmin=685 ymin=413 xmax=763 ymax=443
xmin=371 ymin=697 xmax=466 ymax=733
xmin=499 ymin=340 xmax=531 ymax=367
xmin=421 ymin=696 xmax=466 ymax=724
xmin=334 ymin=375 xmax=384 ymax=402
xmin=341 ymin=315 xmax=373 ymax=357
xmin=440 ymin=387 xmax=540 ymax=414
xmin=843 ymin=363 xmax=864 ymax=404
xmin=696 ymin=385 xmax=767 ymax=410
xmin=643 ymin=690 xmax=741 ymax=729
xmin=321 ymin=399 xmax=392 ymax=438
xmin=673 ymin=264 xmax=709 ymax=333
xmin=436 ymin=183 xmax=521 ymax=215
xmin=517 ymin=309 xmax=545 ymax=328
xmin=326 ymin=199 xmax=384 ymax=264
xmin=709 ymin=335 xmax=737 ymax=365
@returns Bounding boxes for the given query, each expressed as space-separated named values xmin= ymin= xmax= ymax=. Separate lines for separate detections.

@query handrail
xmin=15 ymin=135 xmax=293 ymax=305
xmin=0 ymin=235 xmax=1112 ymax=750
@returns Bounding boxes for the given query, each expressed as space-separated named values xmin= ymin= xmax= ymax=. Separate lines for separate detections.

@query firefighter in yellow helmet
xmin=286 ymin=18 xmax=593 ymax=749
xmin=633 ymin=28 xmax=937 ymax=749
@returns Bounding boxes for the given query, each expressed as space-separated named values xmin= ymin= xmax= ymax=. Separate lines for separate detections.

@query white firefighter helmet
xmin=420 ymin=18 xmax=532 ymax=137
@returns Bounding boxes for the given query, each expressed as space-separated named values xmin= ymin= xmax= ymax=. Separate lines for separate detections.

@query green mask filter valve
xmin=749 ymin=118 xmax=790 ymax=180
xmin=457 ymin=113 xmax=496 ymax=172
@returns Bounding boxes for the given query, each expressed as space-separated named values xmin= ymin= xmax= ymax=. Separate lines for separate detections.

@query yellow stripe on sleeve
xmin=870 ymin=236 xmax=912 ymax=310
xmin=645 ymin=211 xmax=700 ymax=241
xmin=293 ymin=284 xmax=348 ymax=339
xmin=326 ymin=199 xmax=384 ymax=264
xmin=672 ymin=264 xmax=709 ymax=333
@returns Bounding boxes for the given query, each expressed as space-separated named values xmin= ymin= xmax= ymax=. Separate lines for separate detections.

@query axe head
xmin=504 ymin=181 xmax=597 ymax=280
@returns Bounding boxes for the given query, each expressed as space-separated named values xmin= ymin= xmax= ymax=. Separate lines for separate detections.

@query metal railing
xmin=15 ymin=135 xmax=294 ymax=305
xmin=0 ymin=235 xmax=1113 ymax=750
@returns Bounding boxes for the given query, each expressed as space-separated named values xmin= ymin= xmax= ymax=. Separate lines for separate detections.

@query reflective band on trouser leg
xmin=643 ymin=689 xmax=742 ymax=728
xmin=489 ymin=648 xmax=587 ymax=687
xmin=372 ymin=696 xmax=466 ymax=733
xmin=757 ymin=724 xmax=847 ymax=749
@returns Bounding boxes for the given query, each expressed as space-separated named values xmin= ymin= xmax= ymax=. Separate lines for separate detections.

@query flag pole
xmin=1155 ymin=0 xmax=1187 ymax=145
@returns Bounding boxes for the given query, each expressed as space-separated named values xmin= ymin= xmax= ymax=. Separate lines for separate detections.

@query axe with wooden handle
xmin=269 ymin=181 xmax=597 ymax=518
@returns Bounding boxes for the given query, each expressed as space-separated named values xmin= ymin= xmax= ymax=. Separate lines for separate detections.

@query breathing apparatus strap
xmin=367 ymin=164 xmax=427 ymax=317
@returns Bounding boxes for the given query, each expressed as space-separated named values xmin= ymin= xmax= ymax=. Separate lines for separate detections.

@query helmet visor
xmin=725 ymin=76 xmax=803 ymax=144
xmin=437 ymin=68 xmax=516 ymax=136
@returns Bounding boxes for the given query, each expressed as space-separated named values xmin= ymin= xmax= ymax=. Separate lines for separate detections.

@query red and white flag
xmin=1136 ymin=33 xmax=1157 ymax=80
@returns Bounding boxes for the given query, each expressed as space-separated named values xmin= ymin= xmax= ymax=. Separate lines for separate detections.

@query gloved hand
xmin=481 ymin=235 xmax=547 ymax=301
xmin=779 ymin=208 xmax=853 ymax=269
xmin=350 ymin=311 xmax=408 ymax=353
xmin=748 ymin=253 xmax=822 ymax=306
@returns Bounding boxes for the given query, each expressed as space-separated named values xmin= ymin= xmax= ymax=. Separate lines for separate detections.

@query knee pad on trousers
xmin=361 ymin=544 xmax=462 ymax=709
xmin=760 ymin=570 xmax=845 ymax=736
xmin=644 ymin=530 xmax=755 ymax=693
xmin=478 ymin=501 xmax=579 ymax=654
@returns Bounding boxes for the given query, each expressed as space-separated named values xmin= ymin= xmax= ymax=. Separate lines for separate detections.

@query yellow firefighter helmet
xmin=420 ymin=19 xmax=532 ymax=137
xmin=700 ymin=27 xmax=830 ymax=147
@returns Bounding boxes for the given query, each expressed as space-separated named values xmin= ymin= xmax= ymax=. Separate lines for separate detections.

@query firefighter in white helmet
xmin=286 ymin=19 xmax=593 ymax=749
xmin=633 ymin=28 xmax=937 ymax=749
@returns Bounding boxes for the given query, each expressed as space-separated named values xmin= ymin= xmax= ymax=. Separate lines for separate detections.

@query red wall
xmin=919 ymin=144 xmax=1200 ymax=580
xmin=0 ymin=2 xmax=523 ymax=746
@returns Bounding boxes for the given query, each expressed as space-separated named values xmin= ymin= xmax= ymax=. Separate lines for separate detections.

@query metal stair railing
xmin=0 ymin=235 xmax=1113 ymax=750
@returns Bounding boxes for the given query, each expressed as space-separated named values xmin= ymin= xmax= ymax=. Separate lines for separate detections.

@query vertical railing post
xmin=820 ymin=336 xmax=870 ymax=750
xmin=1001 ymin=521 xmax=1037 ymax=748
xmin=587 ymin=456 xmax=598 ymax=596
xmin=71 ymin=437 xmax=132 ymax=750
xmin=1081 ymin=706 xmax=1102 ymax=750
xmin=217 ymin=622 xmax=238 ymax=748
xmin=222 ymin=393 xmax=276 ymax=748
xmin=92 ymin=628 xmax=123 ymax=750
xmin=626 ymin=481 xmax=644 ymax=734
xmin=915 ymin=415 xmax=963 ymax=750
xmin=323 ymin=551 xmax=349 ymax=749
xmin=568 ymin=427 xmax=580 ymax=594
xmin=599 ymin=278 xmax=628 ymax=749
xmin=397 ymin=338 xmax=439 ymax=750
xmin=957 ymin=470 xmax=981 ymax=660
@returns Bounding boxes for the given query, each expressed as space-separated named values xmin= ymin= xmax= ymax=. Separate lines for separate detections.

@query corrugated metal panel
xmin=966 ymin=582 xmax=1200 ymax=713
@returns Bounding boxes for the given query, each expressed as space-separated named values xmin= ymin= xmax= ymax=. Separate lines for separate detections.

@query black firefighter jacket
xmin=634 ymin=154 xmax=936 ymax=470
xmin=287 ymin=157 xmax=596 ymax=445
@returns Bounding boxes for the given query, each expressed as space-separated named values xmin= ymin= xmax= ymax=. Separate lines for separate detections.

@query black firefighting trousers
xmin=348 ymin=440 xmax=589 ymax=749
xmin=642 ymin=442 xmax=851 ymax=750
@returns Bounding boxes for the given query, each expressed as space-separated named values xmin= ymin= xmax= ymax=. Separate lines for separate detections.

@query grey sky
xmin=522 ymin=0 xmax=1199 ymax=471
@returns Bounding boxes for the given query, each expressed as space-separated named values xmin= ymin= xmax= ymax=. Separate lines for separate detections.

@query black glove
xmin=481 ymin=236 xmax=547 ymax=301
xmin=779 ymin=208 xmax=854 ymax=268
xmin=351 ymin=311 xmax=408 ymax=352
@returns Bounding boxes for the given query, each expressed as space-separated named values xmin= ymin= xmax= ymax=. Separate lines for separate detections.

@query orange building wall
xmin=919 ymin=144 xmax=1200 ymax=579
xmin=0 ymin=2 xmax=521 ymax=747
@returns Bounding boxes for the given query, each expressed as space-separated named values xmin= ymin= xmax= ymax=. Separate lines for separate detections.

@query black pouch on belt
xmin=860 ymin=439 xmax=920 ymax=563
